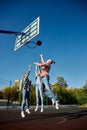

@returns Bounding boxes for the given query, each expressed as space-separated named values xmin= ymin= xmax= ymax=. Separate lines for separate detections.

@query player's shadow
xmin=67 ymin=110 xmax=87 ymax=120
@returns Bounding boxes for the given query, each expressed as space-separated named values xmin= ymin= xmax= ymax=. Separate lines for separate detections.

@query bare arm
xmin=40 ymin=54 xmax=45 ymax=63
xmin=34 ymin=62 xmax=47 ymax=67
xmin=34 ymin=62 xmax=42 ymax=66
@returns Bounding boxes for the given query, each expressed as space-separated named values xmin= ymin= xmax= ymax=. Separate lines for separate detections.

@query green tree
xmin=52 ymin=83 xmax=78 ymax=105
xmin=74 ymin=88 xmax=87 ymax=105
xmin=0 ymin=90 xmax=3 ymax=99
xmin=3 ymin=86 xmax=11 ymax=100
xmin=83 ymin=80 xmax=87 ymax=91
xmin=57 ymin=76 xmax=68 ymax=88
xmin=10 ymin=86 xmax=19 ymax=102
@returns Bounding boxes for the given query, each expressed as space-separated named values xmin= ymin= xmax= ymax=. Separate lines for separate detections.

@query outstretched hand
xmin=29 ymin=64 xmax=32 ymax=71
xmin=40 ymin=54 xmax=43 ymax=57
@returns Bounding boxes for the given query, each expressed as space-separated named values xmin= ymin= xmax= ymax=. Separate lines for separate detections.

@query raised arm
xmin=35 ymin=65 xmax=41 ymax=77
xmin=40 ymin=54 xmax=45 ymax=63
xmin=26 ymin=64 xmax=32 ymax=78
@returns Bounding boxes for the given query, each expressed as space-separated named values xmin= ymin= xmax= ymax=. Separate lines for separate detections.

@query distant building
xmin=14 ymin=79 xmax=20 ymax=87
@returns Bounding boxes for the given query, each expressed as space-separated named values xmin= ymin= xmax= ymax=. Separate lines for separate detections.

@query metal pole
xmin=7 ymin=81 xmax=11 ymax=107
xmin=0 ymin=30 xmax=25 ymax=36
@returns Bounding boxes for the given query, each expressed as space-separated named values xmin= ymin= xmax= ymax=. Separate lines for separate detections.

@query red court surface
xmin=0 ymin=107 xmax=87 ymax=130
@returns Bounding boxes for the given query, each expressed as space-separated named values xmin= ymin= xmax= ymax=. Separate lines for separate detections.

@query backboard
xmin=14 ymin=17 xmax=40 ymax=51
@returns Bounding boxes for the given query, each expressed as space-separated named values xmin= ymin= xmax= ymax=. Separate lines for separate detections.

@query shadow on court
xmin=0 ymin=107 xmax=87 ymax=130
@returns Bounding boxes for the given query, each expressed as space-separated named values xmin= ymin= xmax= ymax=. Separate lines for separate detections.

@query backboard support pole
xmin=0 ymin=30 xmax=25 ymax=36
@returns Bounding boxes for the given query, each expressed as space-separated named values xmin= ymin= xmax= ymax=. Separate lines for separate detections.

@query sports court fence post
xmin=7 ymin=80 xmax=11 ymax=106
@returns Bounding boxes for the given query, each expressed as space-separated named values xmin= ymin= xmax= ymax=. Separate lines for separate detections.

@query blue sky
xmin=0 ymin=0 xmax=87 ymax=89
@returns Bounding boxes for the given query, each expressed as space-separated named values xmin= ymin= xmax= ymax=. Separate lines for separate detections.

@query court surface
xmin=0 ymin=106 xmax=87 ymax=130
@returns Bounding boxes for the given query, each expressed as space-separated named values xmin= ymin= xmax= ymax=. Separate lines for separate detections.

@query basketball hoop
xmin=0 ymin=17 xmax=41 ymax=51
xmin=26 ymin=40 xmax=42 ymax=49
xmin=14 ymin=17 xmax=40 ymax=51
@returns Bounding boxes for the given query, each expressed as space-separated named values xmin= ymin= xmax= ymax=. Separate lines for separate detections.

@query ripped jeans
xmin=21 ymin=89 xmax=30 ymax=111
xmin=35 ymin=83 xmax=44 ymax=107
xmin=40 ymin=76 xmax=59 ymax=102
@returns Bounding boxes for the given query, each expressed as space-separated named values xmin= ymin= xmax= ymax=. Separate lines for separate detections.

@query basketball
xmin=37 ymin=40 xmax=42 ymax=46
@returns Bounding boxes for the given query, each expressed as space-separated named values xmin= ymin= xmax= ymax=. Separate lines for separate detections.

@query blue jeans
xmin=35 ymin=84 xmax=43 ymax=107
xmin=41 ymin=76 xmax=58 ymax=102
xmin=21 ymin=89 xmax=30 ymax=111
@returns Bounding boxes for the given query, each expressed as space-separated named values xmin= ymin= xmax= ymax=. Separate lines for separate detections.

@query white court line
xmin=56 ymin=117 xmax=66 ymax=125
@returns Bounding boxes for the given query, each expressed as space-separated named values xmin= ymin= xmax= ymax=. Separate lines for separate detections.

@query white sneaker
xmin=55 ymin=101 xmax=59 ymax=110
xmin=21 ymin=111 xmax=25 ymax=118
xmin=25 ymin=109 xmax=30 ymax=114
xmin=35 ymin=106 xmax=38 ymax=112
xmin=40 ymin=107 xmax=43 ymax=112
xmin=51 ymin=99 xmax=55 ymax=105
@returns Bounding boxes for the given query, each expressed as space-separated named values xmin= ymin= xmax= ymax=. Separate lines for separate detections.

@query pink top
xmin=40 ymin=63 xmax=51 ymax=77
xmin=34 ymin=59 xmax=54 ymax=78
